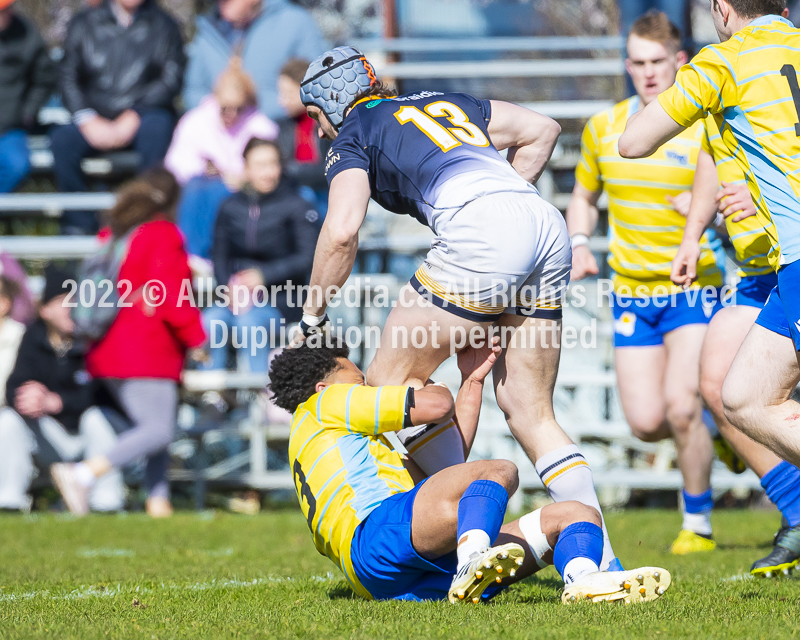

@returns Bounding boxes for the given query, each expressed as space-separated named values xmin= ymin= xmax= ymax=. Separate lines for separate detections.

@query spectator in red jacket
xmin=51 ymin=169 xmax=206 ymax=518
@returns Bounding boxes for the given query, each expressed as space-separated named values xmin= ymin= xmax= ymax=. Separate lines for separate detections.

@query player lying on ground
xmin=566 ymin=12 xmax=721 ymax=555
xmin=671 ymin=98 xmax=800 ymax=577
xmin=293 ymin=46 xmax=622 ymax=571
xmin=620 ymin=0 xmax=800 ymax=572
xmin=268 ymin=337 xmax=671 ymax=604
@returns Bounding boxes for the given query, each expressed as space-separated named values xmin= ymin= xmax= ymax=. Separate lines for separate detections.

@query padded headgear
xmin=300 ymin=46 xmax=379 ymax=130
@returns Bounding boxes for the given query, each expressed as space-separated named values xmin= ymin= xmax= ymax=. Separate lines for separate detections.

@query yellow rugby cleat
xmin=562 ymin=567 xmax=671 ymax=605
xmin=447 ymin=543 xmax=525 ymax=604
xmin=713 ymin=435 xmax=747 ymax=474
xmin=670 ymin=529 xmax=716 ymax=555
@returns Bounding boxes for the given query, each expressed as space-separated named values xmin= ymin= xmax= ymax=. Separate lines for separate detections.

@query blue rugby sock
xmin=553 ymin=522 xmax=604 ymax=585
xmin=761 ymin=461 xmax=800 ymax=527
xmin=455 ymin=480 xmax=509 ymax=570
xmin=682 ymin=488 xmax=713 ymax=536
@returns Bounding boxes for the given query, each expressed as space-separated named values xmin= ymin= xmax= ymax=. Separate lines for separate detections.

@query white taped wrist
xmin=570 ymin=233 xmax=590 ymax=249
xmin=302 ymin=313 xmax=325 ymax=327
xmin=518 ymin=508 xmax=552 ymax=569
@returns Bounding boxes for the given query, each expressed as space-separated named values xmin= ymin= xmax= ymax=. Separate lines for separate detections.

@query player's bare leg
xmin=492 ymin=315 xmax=617 ymax=569
xmin=701 ymin=307 xmax=785 ymax=476
xmin=703 ymin=306 xmax=800 ymax=577
xmin=722 ymin=325 xmax=800 ymax=466
xmin=411 ymin=459 xmax=669 ymax=604
xmin=662 ymin=325 xmax=714 ymax=496
xmin=616 ymin=324 xmax=715 ymax=552
xmin=366 ymin=283 xmax=491 ymax=389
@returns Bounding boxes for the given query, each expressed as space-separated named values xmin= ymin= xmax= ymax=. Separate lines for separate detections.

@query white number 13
xmin=394 ymin=101 xmax=490 ymax=152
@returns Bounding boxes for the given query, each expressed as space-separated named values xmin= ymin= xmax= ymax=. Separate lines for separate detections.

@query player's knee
xmin=477 ymin=459 xmax=519 ymax=495
xmin=665 ymin=393 xmax=701 ymax=435
xmin=565 ymin=501 xmax=601 ymax=527
xmin=720 ymin=376 xmax=752 ymax=431
xmin=628 ymin=414 xmax=669 ymax=443
xmin=699 ymin=369 xmax=724 ymax=414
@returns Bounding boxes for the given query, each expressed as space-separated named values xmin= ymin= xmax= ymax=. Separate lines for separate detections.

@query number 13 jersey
xmin=658 ymin=14 xmax=800 ymax=268
xmin=324 ymin=91 xmax=537 ymax=232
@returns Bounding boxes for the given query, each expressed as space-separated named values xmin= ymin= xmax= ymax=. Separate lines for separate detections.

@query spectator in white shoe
xmin=0 ymin=265 xmax=126 ymax=512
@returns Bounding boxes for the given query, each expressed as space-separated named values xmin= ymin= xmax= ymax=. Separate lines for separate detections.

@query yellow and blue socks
xmin=761 ymin=462 xmax=800 ymax=527
xmin=553 ymin=522 xmax=604 ymax=586
xmin=682 ymin=488 xmax=713 ymax=536
xmin=456 ymin=480 xmax=509 ymax=572
xmin=535 ymin=445 xmax=616 ymax=569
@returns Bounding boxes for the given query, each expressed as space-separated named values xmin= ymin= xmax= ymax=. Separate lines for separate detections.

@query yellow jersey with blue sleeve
xmin=576 ymin=96 xmax=722 ymax=295
xmin=658 ymin=14 xmax=800 ymax=268
xmin=701 ymin=116 xmax=774 ymax=277
xmin=288 ymin=383 xmax=414 ymax=600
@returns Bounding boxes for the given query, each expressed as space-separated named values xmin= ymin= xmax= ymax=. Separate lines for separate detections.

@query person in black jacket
xmin=50 ymin=0 xmax=185 ymax=234
xmin=0 ymin=265 xmax=126 ymax=512
xmin=0 ymin=0 xmax=56 ymax=193
xmin=205 ymin=137 xmax=319 ymax=372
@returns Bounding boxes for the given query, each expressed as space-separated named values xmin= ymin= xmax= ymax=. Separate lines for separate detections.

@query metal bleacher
xmin=0 ymin=35 xmax=761 ymax=507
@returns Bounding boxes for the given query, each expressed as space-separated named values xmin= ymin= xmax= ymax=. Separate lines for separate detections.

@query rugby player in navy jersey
xmin=292 ymin=47 xmax=623 ymax=571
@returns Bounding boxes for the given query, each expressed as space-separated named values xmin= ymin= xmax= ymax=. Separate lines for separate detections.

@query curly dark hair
xmin=268 ymin=341 xmax=351 ymax=412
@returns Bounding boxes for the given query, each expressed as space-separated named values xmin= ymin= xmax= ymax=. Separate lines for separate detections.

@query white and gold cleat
xmin=562 ymin=567 xmax=671 ymax=605
xmin=447 ymin=543 xmax=525 ymax=604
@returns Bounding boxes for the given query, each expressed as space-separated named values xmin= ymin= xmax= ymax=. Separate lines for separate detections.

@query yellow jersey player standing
xmin=566 ymin=11 xmax=722 ymax=555
xmin=669 ymin=5 xmax=800 ymax=578
xmin=620 ymin=0 xmax=800 ymax=553
xmin=267 ymin=338 xmax=671 ymax=604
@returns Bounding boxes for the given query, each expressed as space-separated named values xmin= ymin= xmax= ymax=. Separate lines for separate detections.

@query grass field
xmin=3 ymin=508 xmax=800 ymax=639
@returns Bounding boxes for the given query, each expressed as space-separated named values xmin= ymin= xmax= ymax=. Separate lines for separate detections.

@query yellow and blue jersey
xmin=701 ymin=116 xmax=774 ymax=278
xmin=576 ymin=96 xmax=722 ymax=295
xmin=325 ymin=91 xmax=536 ymax=232
xmin=658 ymin=14 xmax=800 ymax=268
xmin=288 ymin=383 xmax=414 ymax=600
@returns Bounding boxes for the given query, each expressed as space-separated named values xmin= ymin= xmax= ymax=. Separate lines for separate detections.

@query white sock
xmin=456 ymin=529 xmax=491 ymax=571
xmin=562 ymin=557 xmax=600 ymax=586
xmin=535 ymin=445 xmax=616 ymax=570
xmin=74 ymin=463 xmax=97 ymax=488
xmin=682 ymin=510 xmax=712 ymax=536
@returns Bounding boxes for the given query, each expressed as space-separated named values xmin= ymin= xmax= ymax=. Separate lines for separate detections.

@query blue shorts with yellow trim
xmin=351 ymin=480 xmax=490 ymax=602
xmin=756 ymin=262 xmax=800 ymax=351
xmin=726 ymin=273 xmax=777 ymax=309
xmin=612 ymin=289 xmax=722 ymax=348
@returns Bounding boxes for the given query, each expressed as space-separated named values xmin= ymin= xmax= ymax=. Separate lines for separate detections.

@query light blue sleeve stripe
xmin=690 ymin=63 xmax=722 ymax=94
xmin=708 ymin=46 xmax=738 ymax=83
xmin=373 ymin=387 xmax=382 ymax=436
xmin=675 ymin=83 xmax=704 ymax=112
xmin=345 ymin=386 xmax=356 ymax=434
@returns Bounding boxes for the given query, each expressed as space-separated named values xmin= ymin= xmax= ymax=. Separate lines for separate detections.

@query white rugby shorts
xmin=409 ymin=191 xmax=572 ymax=322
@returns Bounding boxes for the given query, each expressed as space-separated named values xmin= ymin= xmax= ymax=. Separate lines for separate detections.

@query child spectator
xmin=0 ymin=276 xmax=24 ymax=408
xmin=205 ymin=137 xmax=318 ymax=372
xmin=50 ymin=169 xmax=206 ymax=518
xmin=276 ymin=58 xmax=329 ymax=197
xmin=0 ymin=0 xmax=56 ymax=193
xmin=183 ymin=0 xmax=325 ymax=121
xmin=165 ymin=58 xmax=279 ymax=259
xmin=51 ymin=0 xmax=185 ymax=234
xmin=0 ymin=265 xmax=126 ymax=512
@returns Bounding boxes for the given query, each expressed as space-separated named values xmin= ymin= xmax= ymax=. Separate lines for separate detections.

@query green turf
xmin=2 ymin=508 xmax=799 ymax=639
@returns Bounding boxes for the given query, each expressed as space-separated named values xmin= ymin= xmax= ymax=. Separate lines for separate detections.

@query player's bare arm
xmin=565 ymin=183 xmax=601 ymax=281
xmin=453 ymin=335 xmax=501 ymax=456
xmin=618 ymin=99 xmax=687 ymax=159
xmin=486 ymin=101 xmax=561 ymax=184
xmin=299 ymin=168 xmax=370 ymax=324
xmin=671 ymin=149 xmax=719 ymax=288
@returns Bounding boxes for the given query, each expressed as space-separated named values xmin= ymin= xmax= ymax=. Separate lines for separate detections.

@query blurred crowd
xmin=0 ymin=0 xmax=326 ymax=514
